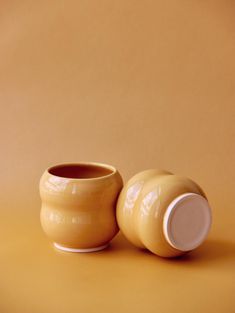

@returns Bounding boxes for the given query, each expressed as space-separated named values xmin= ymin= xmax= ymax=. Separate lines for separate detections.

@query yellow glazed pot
xmin=40 ymin=162 xmax=123 ymax=252
xmin=116 ymin=170 xmax=212 ymax=257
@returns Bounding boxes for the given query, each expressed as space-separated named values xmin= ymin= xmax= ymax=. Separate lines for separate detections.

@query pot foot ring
xmin=53 ymin=242 xmax=109 ymax=253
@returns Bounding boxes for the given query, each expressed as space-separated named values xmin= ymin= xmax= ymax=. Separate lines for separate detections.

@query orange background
xmin=0 ymin=1 xmax=234 ymax=312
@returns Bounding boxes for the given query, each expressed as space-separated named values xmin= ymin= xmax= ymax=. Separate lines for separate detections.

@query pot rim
xmin=45 ymin=162 xmax=118 ymax=181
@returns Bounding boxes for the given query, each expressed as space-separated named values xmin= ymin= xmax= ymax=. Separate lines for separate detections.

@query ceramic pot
xmin=117 ymin=169 xmax=212 ymax=257
xmin=40 ymin=162 xmax=123 ymax=252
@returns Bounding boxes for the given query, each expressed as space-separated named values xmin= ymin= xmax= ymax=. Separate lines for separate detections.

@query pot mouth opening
xmin=47 ymin=162 xmax=116 ymax=180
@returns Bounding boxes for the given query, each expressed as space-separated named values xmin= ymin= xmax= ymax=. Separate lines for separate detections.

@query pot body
xmin=117 ymin=170 xmax=212 ymax=257
xmin=40 ymin=163 xmax=123 ymax=251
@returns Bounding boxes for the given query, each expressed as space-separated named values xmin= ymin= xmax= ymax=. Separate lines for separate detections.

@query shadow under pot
xmin=39 ymin=162 xmax=123 ymax=252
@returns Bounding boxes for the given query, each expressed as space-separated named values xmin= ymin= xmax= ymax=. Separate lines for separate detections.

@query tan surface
xmin=0 ymin=0 xmax=235 ymax=312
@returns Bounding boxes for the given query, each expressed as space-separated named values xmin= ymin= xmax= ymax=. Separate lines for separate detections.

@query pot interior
xmin=48 ymin=163 xmax=114 ymax=179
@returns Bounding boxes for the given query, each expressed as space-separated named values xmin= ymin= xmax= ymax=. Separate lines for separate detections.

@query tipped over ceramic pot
xmin=116 ymin=169 xmax=212 ymax=257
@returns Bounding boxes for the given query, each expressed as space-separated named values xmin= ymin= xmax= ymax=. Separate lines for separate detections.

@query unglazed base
xmin=163 ymin=193 xmax=212 ymax=252
xmin=53 ymin=242 xmax=109 ymax=253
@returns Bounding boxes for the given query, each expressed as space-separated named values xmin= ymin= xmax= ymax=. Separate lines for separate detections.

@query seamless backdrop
xmin=0 ymin=1 xmax=235 ymax=313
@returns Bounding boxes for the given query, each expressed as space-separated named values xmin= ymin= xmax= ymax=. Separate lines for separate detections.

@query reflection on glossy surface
xmin=140 ymin=188 xmax=160 ymax=218
xmin=123 ymin=181 xmax=144 ymax=214
xmin=43 ymin=210 xmax=92 ymax=225
xmin=44 ymin=176 xmax=70 ymax=193
xmin=40 ymin=162 xmax=123 ymax=250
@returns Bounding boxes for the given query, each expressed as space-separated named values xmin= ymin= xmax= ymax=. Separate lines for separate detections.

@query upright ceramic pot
xmin=40 ymin=162 xmax=123 ymax=252
xmin=117 ymin=170 xmax=212 ymax=257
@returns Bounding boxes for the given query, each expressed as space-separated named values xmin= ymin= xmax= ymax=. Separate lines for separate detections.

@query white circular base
xmin=54 ymin=242 xmax=109 ymax=253
xmin=163 ymin=193 xmax=212 ymax=252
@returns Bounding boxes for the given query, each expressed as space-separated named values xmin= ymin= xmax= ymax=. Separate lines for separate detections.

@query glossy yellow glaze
xmin=40 ymin=163 xmax=123 ymax=250
xmin=117 ymin=170 xmax=208 ymax=257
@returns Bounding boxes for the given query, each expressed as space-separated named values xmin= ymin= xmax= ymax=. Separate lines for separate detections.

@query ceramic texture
xmin=40 ymin=162 xmax=123 ymax=251
xmin=116 ymin=169 xmax=212 ymax=257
